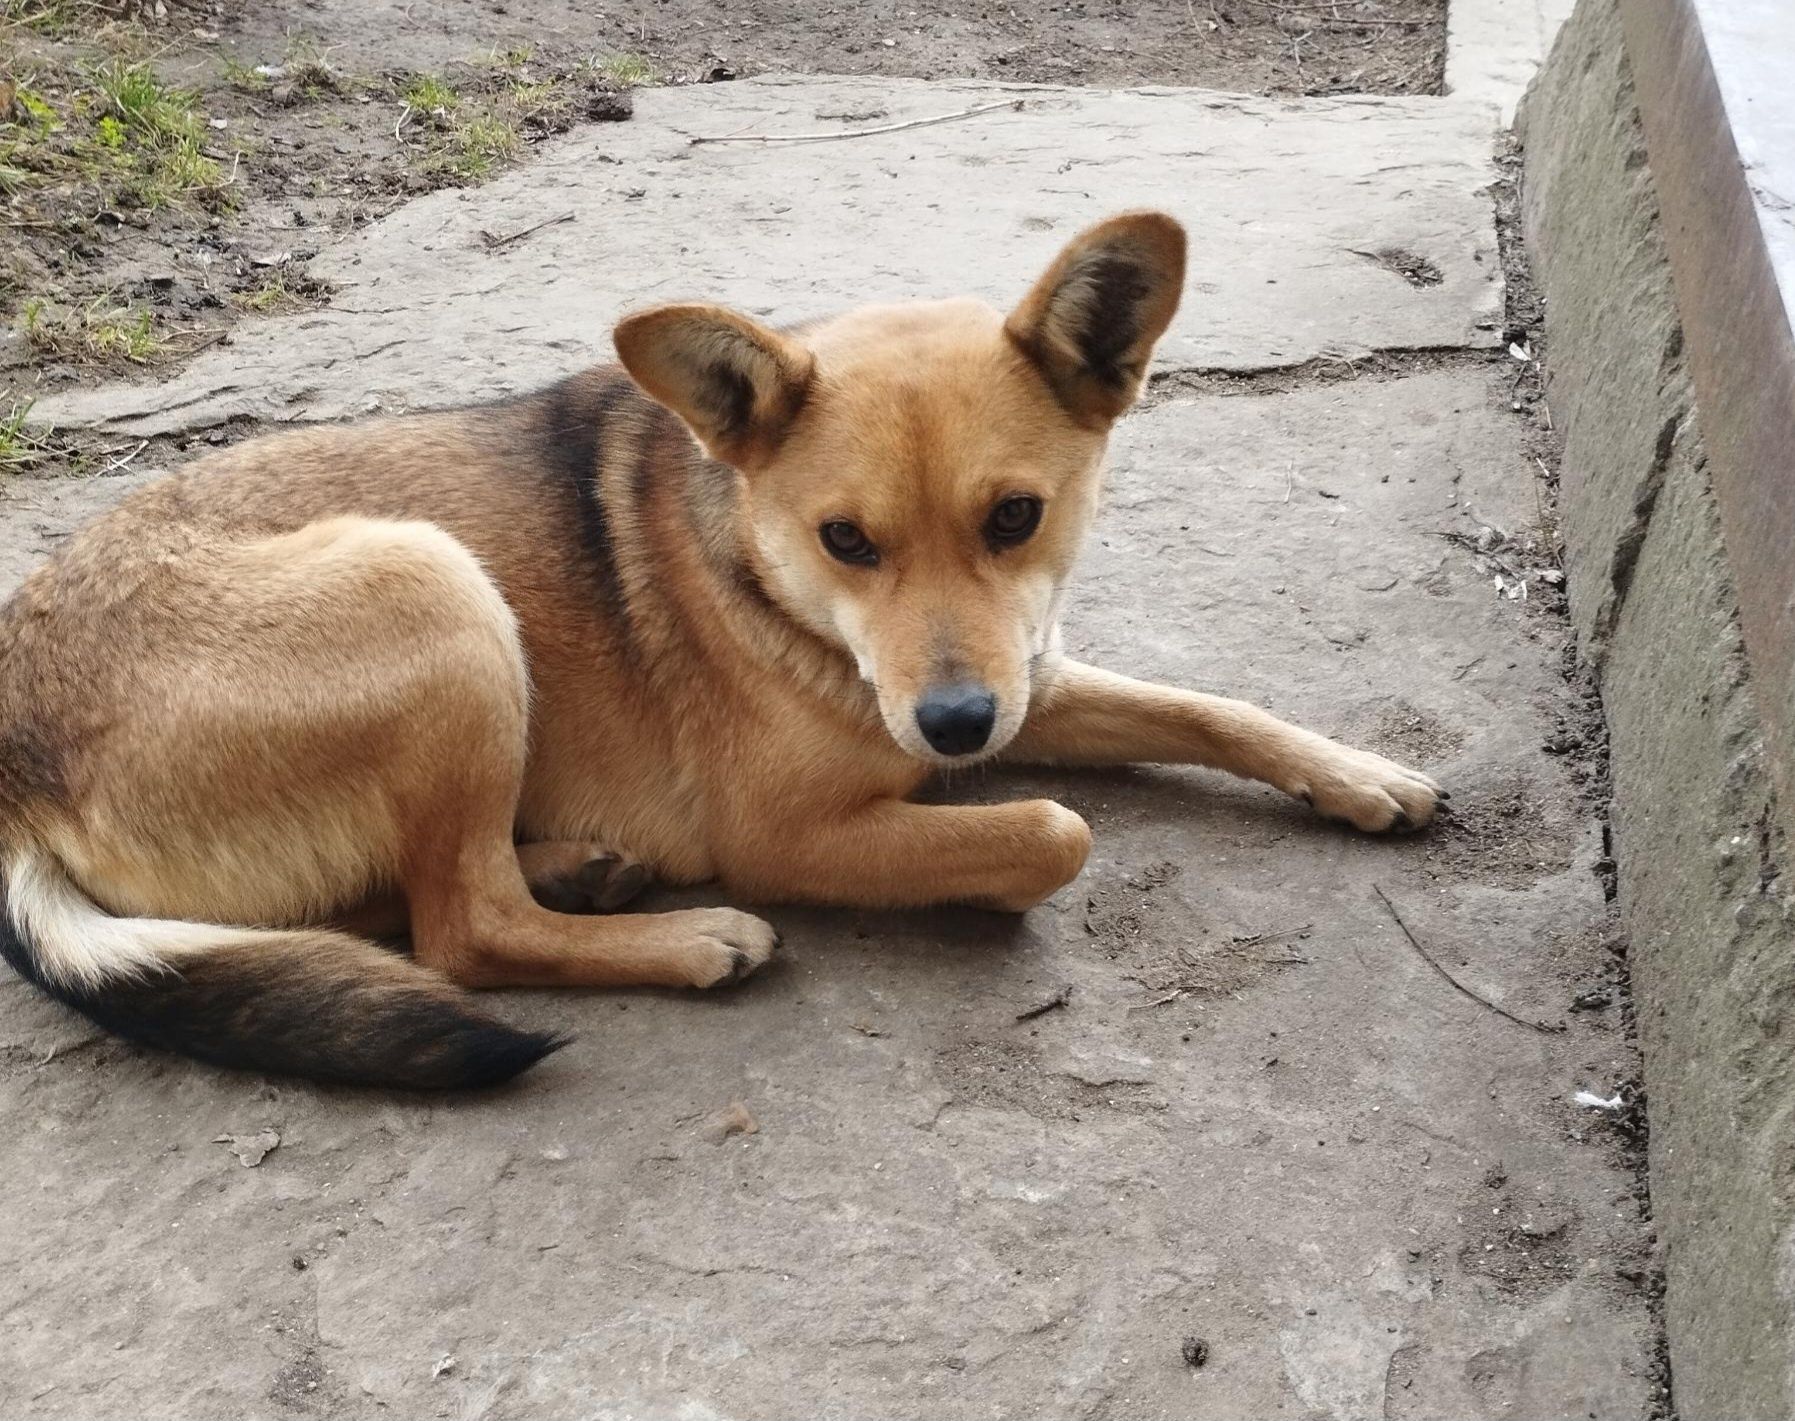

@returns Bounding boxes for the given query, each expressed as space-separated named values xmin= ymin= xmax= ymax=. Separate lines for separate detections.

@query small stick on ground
xmin=1127 ymin=988 xmax=1190 ymax=1012
xmin=1431 ymin=530 xmax=1526 ymax=583
xmin=1232 ymin=922 xmax=1312 ymax=948
xmin=691 ymin=98 xmax=1023 ymax=146
xmin=480 ymin=209 xmax=574 ymax=251
xmin=1373 ymin=884 xmax=1564 ymax=1034
xmin=479 ymin=211 xmax=576 ymax=250
xmin=1015 ymin=983 xmax=1073 ymax=1021
xmin=98 ymin=440 xmax=149 ymax=476
xmin=177 ymin=329 xmax=231 ymax=359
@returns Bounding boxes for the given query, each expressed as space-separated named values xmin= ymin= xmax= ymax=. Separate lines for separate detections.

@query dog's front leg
xmin=1007 ymin=660 xmax=1444 ymax=832
xmin=722 ymin=798 xmax=1092 ymax=912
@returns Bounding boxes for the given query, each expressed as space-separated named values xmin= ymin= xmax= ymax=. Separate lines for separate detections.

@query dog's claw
xmin=729 ymin=932 xmax=782 ymax=981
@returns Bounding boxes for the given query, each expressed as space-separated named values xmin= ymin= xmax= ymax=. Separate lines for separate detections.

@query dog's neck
xmin=602 ymin=380 xmax=883 ymax=736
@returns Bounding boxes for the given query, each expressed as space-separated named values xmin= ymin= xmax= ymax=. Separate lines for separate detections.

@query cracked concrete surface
xmin=3 ymin=69 xmax=1657 ymax=1421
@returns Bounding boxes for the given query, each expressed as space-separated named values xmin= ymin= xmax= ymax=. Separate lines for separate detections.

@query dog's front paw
xmin=1288 ymin=740 xmax=1445 ymax=832
xmin=968 ymin=800 xmax=1093 ymax=912
xmin=670 ymin=908 xmax=781 ymax=988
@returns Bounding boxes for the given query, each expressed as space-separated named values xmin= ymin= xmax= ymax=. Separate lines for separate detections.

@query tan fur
xmin=0 ymin=211 xmax=1441 ymax=1021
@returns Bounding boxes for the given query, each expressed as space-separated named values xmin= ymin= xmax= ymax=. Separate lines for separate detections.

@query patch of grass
xmin=588 ymin=52 xmax=655 ymax=87
xmin=86 ymin=59 xmax=232 ymax=210
xmin=401 ymin=72 xmax=458 ymax=117
xmin=2 ymin=0 xmax=80 ymax=36
xmin=2 ymin=60 xmax=233 ymax=215
xmin=221 ymin=38 xmax=342 ymax=103
xmin=399 ymin=70 xmax=543 ymax=183
xmin=484 ymin=42 xmax=534 ymax=70
xmin=23 ymin=292 xmax=164 ymax=365
xmin=220 ymin=57 xmax=270 ymax=93
xmin=0 ymin=400 xmax=53 ymax=470
xmin=281 ymin=36 xmax=343 ymax=99
xmin=442 ymin=112 xmax=517 ymax=179
xmin=505 ymin=73 xmax=578 ymax=133
xmin=508 ymin=78 xmax=559 ymax=111
xmin=0 ymin=79 xmax=60 ymax=195
xmin=230 ymin=269 xmax=330 ymax=314
xmin=90 ymin=58 xmax=193 ymax=144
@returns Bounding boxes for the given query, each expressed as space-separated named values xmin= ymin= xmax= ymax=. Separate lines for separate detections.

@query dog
xmin=0 ymin=211 xmax=1443 ymax=1089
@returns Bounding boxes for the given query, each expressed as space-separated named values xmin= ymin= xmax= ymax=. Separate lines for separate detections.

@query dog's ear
xmin=1005 ymin=211 xmax=1187 ymax=426
xmin=613 ymin=304 xmax=815 ymax=469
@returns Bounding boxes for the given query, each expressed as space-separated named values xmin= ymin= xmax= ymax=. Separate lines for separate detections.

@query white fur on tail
xmin=4 ymin=845 xmax=266 ymax=990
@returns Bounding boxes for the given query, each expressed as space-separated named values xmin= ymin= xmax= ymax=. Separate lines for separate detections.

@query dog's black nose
xmin=915 ymin=684 xmax=997 ymax=756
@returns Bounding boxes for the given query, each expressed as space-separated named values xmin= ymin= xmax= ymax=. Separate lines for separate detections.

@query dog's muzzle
xmin=914 ymin=683 xmax=998 ymax=757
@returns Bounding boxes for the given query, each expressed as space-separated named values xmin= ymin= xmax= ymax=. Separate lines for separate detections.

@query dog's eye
xmin=820 ymin=520 xmax=878 ymax=566
xmin=986 ymin=495 xmax=1043 ymax=547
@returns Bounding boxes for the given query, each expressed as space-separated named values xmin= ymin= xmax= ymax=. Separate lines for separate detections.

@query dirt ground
xmin=0 ymin=1 xmax=1668 ymax=1416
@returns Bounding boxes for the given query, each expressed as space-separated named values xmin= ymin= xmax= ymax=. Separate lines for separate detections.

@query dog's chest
xmin=517 ymin=742 xmax=715 ymax=882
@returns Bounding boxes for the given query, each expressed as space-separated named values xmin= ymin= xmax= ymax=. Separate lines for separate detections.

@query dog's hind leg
xmin=403 ymin=805 xmax=775 ymax=991
xmin=243 ymin=520 xmax=769 ymax=989
xmin=333 ymin=843 xmax=653 ymax=939
xmin=515 ymin=841 xmax=653 ymax=914
xmin=10 ymin=515 xmax=771 ymax=1088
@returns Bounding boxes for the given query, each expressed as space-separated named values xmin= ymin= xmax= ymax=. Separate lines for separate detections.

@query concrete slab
xmin=29 ymin=76 xmax=1503 ymax=438
xmin=1447 ymin=0 xmax=1576 ymax=125
xmin=0 ymin=373 xmax=1655 ymax=1418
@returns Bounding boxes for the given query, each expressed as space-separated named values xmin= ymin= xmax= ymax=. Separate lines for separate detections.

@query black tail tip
xmin=451 ymin=1023 xmax=572 ymax=1090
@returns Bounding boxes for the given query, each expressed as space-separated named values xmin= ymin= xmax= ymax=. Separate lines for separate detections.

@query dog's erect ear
xmin=1004 ymin=211 xmax=1187 ymax=426
xmin=613 ymin=304 xmax=815 ymax=469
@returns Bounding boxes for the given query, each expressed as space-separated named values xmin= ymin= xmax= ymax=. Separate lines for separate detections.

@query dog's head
xmin=613 ymin=211 xmax=1186 ymax=764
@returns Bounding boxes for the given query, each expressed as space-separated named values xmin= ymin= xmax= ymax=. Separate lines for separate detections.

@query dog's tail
xmin=0 ymin=844 xmax=564 ymax=1089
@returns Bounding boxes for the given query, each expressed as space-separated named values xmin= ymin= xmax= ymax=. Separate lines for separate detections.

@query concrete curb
xmin=1619 ymin=0 xmax=1795 ymax=846
xmin=1518 ymin=1 xmax=1795 ymax=1416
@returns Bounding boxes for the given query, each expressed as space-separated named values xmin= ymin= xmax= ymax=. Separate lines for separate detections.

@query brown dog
xmin=0 ymin=212 xmax=1442 ymax=1088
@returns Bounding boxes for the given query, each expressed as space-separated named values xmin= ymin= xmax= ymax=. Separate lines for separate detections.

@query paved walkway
xmin=2 ymin=14 xmax=1665 ymax=1420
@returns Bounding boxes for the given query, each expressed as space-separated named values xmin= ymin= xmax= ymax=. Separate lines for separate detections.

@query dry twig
xmin=1373 ymin=884 xmax=1563 ymax=1034
xmin=479 ymin=211 xmax=575 ymax=250
xmin=1127 ymin=988 xmax=1190 ymax=1012
xmin=691 ymin=98 xmax=1023 ymax=146
xmin=1015 ymin=983 xmax=1073 ymax=1021
xmin=1232 ymin=922 xmax=1312 ymax=948
xmin=98 ymin=439 xmax=148 ymax=475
